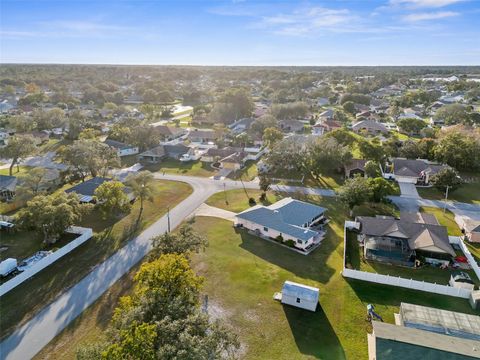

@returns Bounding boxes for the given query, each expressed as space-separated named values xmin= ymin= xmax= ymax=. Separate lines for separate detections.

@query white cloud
xmin=389 ymin=0 xmax=465 ymax=8
xmin=257 ymin=7 xmax=359 ymax=36
xmin=403 ymin=11 xmax=459 ymax=21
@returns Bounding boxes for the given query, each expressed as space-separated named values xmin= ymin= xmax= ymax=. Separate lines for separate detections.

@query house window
xmin=296 ymin=298 xmax=301 ymax=303
xmin=263 ymin=227 xmax=268 ymax=232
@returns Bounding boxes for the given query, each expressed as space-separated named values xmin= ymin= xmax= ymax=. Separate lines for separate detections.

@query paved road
xmin=0 ymin=175 xmax=252 ymax=360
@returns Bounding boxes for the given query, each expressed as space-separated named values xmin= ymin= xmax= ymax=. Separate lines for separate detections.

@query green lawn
xmin=0 ymin=231 xmax=77 ymax=263
xmin=206 ymin=189 xmax=282 ymax=213
xmin=0 ymin=180 xmax=192 ymax=339
xmin=31 ymin=188 xmax=477 ymax=359
xmin=142 ymin=159 xmax=216 ymax=177
xmin=420 ymin=206 xmax=463 ymax=236
xmin=229 ymin=160 xmax=258 ymax=181
xmin=189 ymin=215 xmax=477 ymax=360
xmin=417 ymin=183 xmax=480 ymax=205
xmin=0 ymin=165 xmax=30 ymax=177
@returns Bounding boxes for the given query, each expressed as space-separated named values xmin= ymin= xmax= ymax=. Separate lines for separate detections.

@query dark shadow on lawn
xmin=346 ymin=278 xmax=480 ymax=315
xmin=283 ymin=304 xmax=346 ymax=360
xmin=237 ymin=229 xmax=336 ymax=284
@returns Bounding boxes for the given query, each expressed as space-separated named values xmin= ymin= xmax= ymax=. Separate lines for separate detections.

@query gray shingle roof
xmin=0 ymin=175 xmax=17 ymax=191
xmin=392 ymin=158 xmax=448 ymax=178
xmin=357 ymin=215 xmax=455 ymax=256
xmin=65 ymin=177 xmax=111 ymax=197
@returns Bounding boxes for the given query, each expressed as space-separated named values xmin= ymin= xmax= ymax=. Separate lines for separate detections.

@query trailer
xmin=0 ymin=258 xmax=17 ymax=277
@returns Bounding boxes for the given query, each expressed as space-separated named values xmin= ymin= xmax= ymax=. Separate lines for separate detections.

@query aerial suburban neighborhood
xmin=1 ymin=1 xmax=480 ymax=359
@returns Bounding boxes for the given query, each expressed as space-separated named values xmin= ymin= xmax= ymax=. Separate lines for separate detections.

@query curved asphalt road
xmin=0 ymin=175 xmax=258 ymax=360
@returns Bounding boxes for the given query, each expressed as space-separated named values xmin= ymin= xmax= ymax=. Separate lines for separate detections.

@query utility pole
xmin=167 ymin=206 xmax=171 ymax=232
xmin=443 ymin=185 xmax=450 ymax=213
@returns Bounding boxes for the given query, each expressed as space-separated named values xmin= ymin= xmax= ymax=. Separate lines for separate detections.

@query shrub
xmin=248 ymin=197 xmax=256 ymax=206
xmin=285 ymin=239 xmax=295 ymax=248
xmin=275 ymin=234 xmax=284 ymax=243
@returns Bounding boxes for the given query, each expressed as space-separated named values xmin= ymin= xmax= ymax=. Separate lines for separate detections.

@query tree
xmin=251 ymin=114 xmax=277 ymax=136
xmin=219 ymin=88 xmax=254 ymax=119
xmin=149 ymin=223 xmax=208 ymax=259
xmin=388 ymin=104 xmax=401 ymax=121
xmin=367 ymin=177 xmax=396 ymax=203
xmin=265 ymin=136 xmax=308 ymax=175
xmin=94 ymin=181 xmax=131 ymax=219
xmin=61 ymin=139 xmax=120 ymax=180
xmin=259 ymin=174 xmax=271 ymax=193
xmin=270 ymin=102 xmax=308 ymax=120
xmin=17 ymin=192 xmax=90 ymax=244
xmin=326 ymin=128 xmax=356 ymax=147
xmin=399 ymin=140 xmax=421 ymax=159
xmin=9 ymin=114 xmax=35 ymax=132
xmin=339 ymin=176 xmax=373 ymax=215
xmin=306 ymin=137 xmax=352 ymax=180
xmin=358 ymin=138 xmax=384 ymax=162
xmin=397 ymin=118 xmax=426 ymax=136
xmin=434 ymin=132 xmax=480 ymax=170
xmin=126 ymin=171 xmax=155 ymax=220
xmin=78 ymin=254 xmax=239 ymax=359
xmin=434 ymin=104 xmax=469 ymax=125
xmin=263 ymin=127 xmax=283 ymax=149
xmin=340 ymin=93 xmax=371 ymax=105
xmin=0 ymin=135 xmax=37 ymax=176
xmin=17 ymin=168 xmax=49 ymax=199
xmin=430 ymin=167 xmax=463 ymax=193
xmin=342 ymin=101 xmax=356 ymax=115
xmin=364 ymin=161 xmax=381 ymax=178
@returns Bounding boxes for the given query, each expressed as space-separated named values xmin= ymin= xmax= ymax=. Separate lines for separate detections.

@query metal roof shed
xmin=281 ymin=281 xmax=319 ymax=312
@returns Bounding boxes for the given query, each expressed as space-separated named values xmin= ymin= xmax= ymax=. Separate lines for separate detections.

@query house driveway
xmin=398 ymin=182 xmax=420 ymax=198
xmin=193 ymin=203 xmax=236 ymax=221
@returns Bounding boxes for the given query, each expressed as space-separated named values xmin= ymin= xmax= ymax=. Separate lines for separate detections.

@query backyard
xmin=0 ymin=180 xmax=192 ymax=339
xmin=345 ymin=230 xmax=479 ymax=287
xmin=28 ymin=189 xmax=478 ymax=359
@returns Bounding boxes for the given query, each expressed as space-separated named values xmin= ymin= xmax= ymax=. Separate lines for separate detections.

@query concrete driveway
xmin=193 ymin=203 xmax=236 ymax=221
xmin=398 ymin=182 xmax=420 ymax=198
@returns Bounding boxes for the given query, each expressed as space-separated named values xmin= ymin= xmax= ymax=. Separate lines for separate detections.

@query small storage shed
xmin=281 ymin=281 xmax=319 ymax=312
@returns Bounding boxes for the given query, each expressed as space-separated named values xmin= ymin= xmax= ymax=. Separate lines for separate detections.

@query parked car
xmin=0 ymin=258 xmax=17 ymax=277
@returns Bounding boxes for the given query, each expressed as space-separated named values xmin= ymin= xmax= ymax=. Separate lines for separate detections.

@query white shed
xmin=281 ymin=281 xmax=319 ymax=312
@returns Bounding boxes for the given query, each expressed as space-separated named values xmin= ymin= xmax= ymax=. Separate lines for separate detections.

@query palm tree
xmin=127 ymin=171 xmax=155 ymax=221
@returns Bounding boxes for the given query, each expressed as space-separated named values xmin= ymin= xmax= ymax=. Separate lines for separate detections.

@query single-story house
xmin=201 ymin=147 xmax=239 ymax=163
xmin=65 ymin=177 xmax=134 ymax=203
xmin=235 ymin=197 xmax=327 ymax=251
xmin=280 ymin=281 xmax=319 ymax=312
xmin=355 ymin=214 xmax=455 ymax=267
xmin=344 ymin=159 xmax=367 ymax=178
xmin=188 ymin=129 xmax=219 ymax=144
xmin=138 ymin=144 xmax=193 ymax=163
xmin=0 ymin=175 xmax=17 ymax=202
xmin=279 ymin=120 xmax=304 ymax=133
xmin=138 ymin=146 xmax=166 ymax=163
xmin=228 ymin=118 xmax=254 ymax=134
xmin=153 ymin=125 xmax=187 ymax=142
xmin=318 ymin=109 xmax=334 ymax=120
xmin=311 ymin=120 xmax=342 ymax=136
xmin=104 ymin=139 xmax=139 ymax=157
xmin=352 ymin=120 xmax=388 ymax=135
xmin=219 ymin=151 xmax=247 ymax=171
xmin=387 ymin=158 xmax=450 ymax=185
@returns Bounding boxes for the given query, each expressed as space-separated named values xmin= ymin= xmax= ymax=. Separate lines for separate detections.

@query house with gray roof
xmin=235 ymin=197 xmax=327 ymax=252
xmin=104 ymin=139 xmax=139 ymax=157
xmin=352 ymin=120 xmax=389 ymax=135
xmin=355 ymin=213 xmax=455 ymax=267
xmin=387 ymin=158 xmax=450 ymax=185
xmin=138 ymin=144 xmax=193 ymax=163
xmin=65 ymin=177 xmax=134 ymax=203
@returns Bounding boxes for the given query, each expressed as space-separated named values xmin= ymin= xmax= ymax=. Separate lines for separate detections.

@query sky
xmin=1 ymin=0 xmax=479 ymax=66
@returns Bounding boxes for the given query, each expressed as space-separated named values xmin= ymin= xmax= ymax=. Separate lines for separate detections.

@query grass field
xmin=0 ymin=180 xmax=192 ymax=339
xmin=420 ymin=206 xmax=463 ymax=236
xmin=417 ymin=183 xmax=480 ymax=205
xmin=142 ymin=159 xmax=216 ymax=177
xmin=30 ymin=189 xmax=477 ymax=359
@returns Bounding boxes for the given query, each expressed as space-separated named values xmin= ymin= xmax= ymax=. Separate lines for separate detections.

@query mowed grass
xmin=420 ymin=206 xmax=463 ymax=236
xmin=0 ymin=180 xmax=192 ymax=339
xmin=34 ymin=264 xmax=140 ymax=360
xmin=190 ymin=213 xmax=477 ymax=360
xmin=206 ymin=189 xmax=281 ymax=213
xmin=142 ymin=159 xmax=216 ymax=177
xmin=417 ymin=183 xmax=480 ymax=205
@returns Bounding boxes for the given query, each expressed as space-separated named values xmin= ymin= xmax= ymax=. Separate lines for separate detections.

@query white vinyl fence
xmin=449 ymin=236 xmax=480 ymax=280
xmin=342 ymin=224 xmax=472 ymax=299
xmin=0 ymin=226 xmax=93 ymax=297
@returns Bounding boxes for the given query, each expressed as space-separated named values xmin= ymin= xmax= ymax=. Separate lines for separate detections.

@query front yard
xmin=142 ymin=159 xmax=217 ymax=177
xmin=0 ymin=180 xmax=192 ymax=339
xmin=420 ymin=206 xmax=463 ymax=236
xmin=417 ymin=183 xmax=480 ymax=205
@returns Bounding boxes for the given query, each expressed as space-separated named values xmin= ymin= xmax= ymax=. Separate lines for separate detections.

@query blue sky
xmin=1 ymin=0 xmax=479 ymax=65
